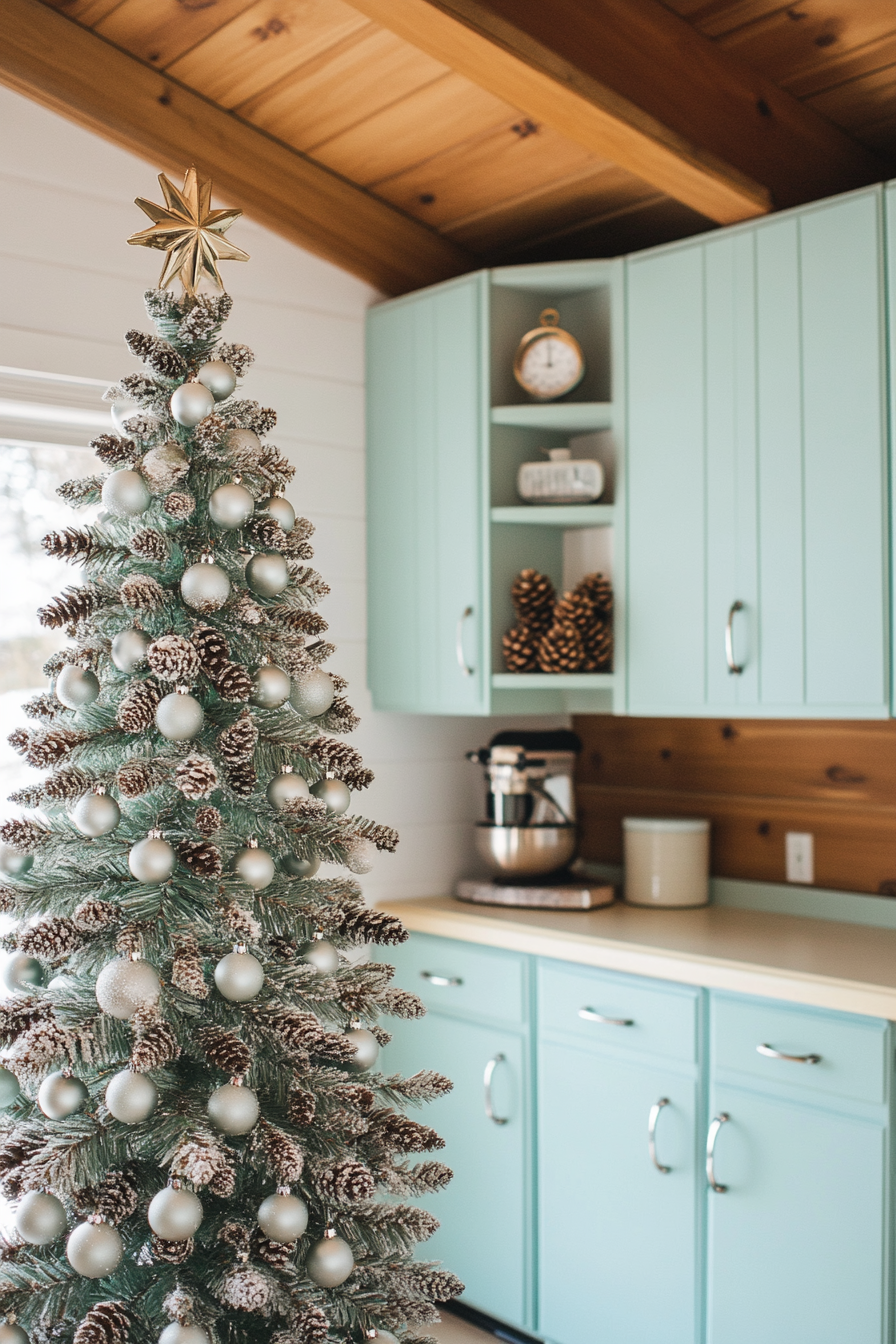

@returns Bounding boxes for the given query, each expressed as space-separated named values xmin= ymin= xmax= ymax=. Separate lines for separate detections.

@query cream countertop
xmin=381 ymin=897 xmax=896 ymax=1020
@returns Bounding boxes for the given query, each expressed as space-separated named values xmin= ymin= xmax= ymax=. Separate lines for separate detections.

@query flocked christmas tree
xmin=0 ymin=169 xmax=461 ymax=1344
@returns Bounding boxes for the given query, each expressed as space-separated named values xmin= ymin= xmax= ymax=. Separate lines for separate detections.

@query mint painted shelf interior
xmin=491 ymin=504 xmax=614 ymax=527
xmin=492 ymin=673 xmax=615 ymax=690
xmin=491 ymin=402 xmax=614 ymax=431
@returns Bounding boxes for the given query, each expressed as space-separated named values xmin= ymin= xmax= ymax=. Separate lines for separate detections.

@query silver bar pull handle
xmin=579 ymin=1007 xmax=634 ymax=1027
xmin=756 ymin=1043 xmax=821 ymax=1065
xmin=648 ymin=1097 xmax=671 ymax=1174
xmin=725 ymin=600 xmax=744 ymax=674
xmin=420 ymin=971 xmax=463 ymax=987
xmin=456 ymin=606 xmax=475 ymax=677
xmin=706 ymin=1112 xmax=730 ymax=1192
xmin=483 ymin=1053 xmax=509 ymax=1125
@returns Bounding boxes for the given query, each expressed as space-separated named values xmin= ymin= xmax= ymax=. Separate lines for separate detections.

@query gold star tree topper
xmin=127 ymin=167 xmax=249 ymax=295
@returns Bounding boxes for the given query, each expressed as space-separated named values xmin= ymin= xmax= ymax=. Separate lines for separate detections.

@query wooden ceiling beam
xmin=349 ymin=0 xmax=891 ymax=224
xmin=0 ymin=0 xmax=473 ymax=294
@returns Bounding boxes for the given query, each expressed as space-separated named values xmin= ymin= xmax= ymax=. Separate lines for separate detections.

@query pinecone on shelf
xmin=577 ymin=570 xmax=613 ymax=617
xmin=537 ymin=619 xmax=585 ymax=673
xmin=510 ymin=568 xmax=556 ymax=633
xmin=582 ymin=620 xmax=613 ymax=672
xmin=554 ymin=589 xmax=595 ymax=636
xmin=501 ymin=624 xmax=540 ymax=673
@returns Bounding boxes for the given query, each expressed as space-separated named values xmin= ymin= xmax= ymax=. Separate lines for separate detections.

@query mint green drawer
xmin=537 ymin=961 xmax=700 ymax=1064
xmin=386 ymin=933 xmax=527 ymax=1027
xmin=711 ymin=994 xmax=889 ymax=1105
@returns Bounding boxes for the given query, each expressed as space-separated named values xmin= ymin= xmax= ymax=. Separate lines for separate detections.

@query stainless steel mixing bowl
xmin=475 ymin=823 xmax=576 ymax=877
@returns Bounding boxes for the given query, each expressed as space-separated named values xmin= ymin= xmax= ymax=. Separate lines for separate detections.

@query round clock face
xmin=516 ymin=333 xmax=584 ymax=400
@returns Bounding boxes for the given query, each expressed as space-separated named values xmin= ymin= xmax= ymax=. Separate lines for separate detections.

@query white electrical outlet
xmin=785 ymin=832 xmax=814 ymax=884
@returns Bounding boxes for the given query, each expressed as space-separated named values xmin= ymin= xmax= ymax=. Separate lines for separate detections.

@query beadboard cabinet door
xmin=366 ymin=273 xmax=487 ymax=714
xmin=626 ymin=187 xmax=889 ymax=718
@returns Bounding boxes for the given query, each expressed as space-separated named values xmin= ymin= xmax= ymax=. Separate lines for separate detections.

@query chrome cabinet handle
xmin=420 ymin=971 xmax=463 ymax=988
xmin=456 ymin=606 xmax=475 ymax=677
xmin=725 ymin=600 xmax=744 ymax=674
xmin=483 ymin=1053 xmax=509 ymax=1125
xmin=648 ymin=1097 xmax=671 ymax=1174
xmin=756 ymin=1043 xmax=821 ymax=1065
xmin=578 ymin=1006 xmax=634 ymax=1027
xmin=706 ymin=1112 xmax=730 ymax=1192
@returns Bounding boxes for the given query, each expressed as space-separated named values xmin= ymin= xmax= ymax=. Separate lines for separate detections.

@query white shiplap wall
xmin=0 ymin=86 xmax=564 ymax=904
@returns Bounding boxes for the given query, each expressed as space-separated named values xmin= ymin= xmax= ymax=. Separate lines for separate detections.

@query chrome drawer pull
xmin=756 ymin=1043 xmax=821 ymax=1065
xmin=456 ymin=606 xmax=475 ymax=677
xmin=420 ymin=971 xmax=463 ymax=987
xmin=648 ymin=1097 xmax=671 ymax=1174
xmin=725 ymin=600 xmax=744 ymax=674
xmin=706 ymin=1112 xmax=730 ymax=1193
xmin=578 ymin=1007 xmax=634 ymax=1027
xmin=483 ymin=1053 xmax=509 ymax=1126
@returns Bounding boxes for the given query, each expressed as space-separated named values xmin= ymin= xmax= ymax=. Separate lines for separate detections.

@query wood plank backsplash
xmin=573 ymin=716 xmax=896 ymax=896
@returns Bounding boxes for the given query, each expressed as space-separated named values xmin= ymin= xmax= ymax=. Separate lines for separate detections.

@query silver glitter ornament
xmin=257 ymin=1191 xmax=308 ymax=1243
xmin=0 ymin=1323 xmax=29 ymax=1344
xmin=15 ymin=1191 xmax=67 ymax=1246
xmin=142 ymin=442 xmax=190 ymax=492
xmin=102 ymin=469 xmax=151 ymax=518
xmin=289 ymin=669 xmax=335 ymax=717
xmin=302 ymin=939 xmax=339 ymax=976
xmin=345 ymin=837 xmax=376 ymax=874
xmin=246 ymin=552 xmax=288 ymax=597
xmin=56 ymin=664 xmax=100 ymax=709
xmin=148 ymin=1186 xmax=203 ymax=1240
xmin=37 ymin=1071 xmax=88 ymax=1120
xmin=105 ymin=1068 xmax=158 ymax=1123
xmin=234 ymin=845 xmax=275 ymax=891
xmin=159 ymin=1327 xmax=210 ymax=1344
xmin=207 ymin=1082 xmax=259 ymax=1135
xmin=129 ymin=835 xmax=176 ymax=883
xmin=111 ymin=397 xmax=141 ymax=434
xmin=2 ymin=953 xmax=44 ymax=994
xmin=72 ymin=791 xmax=121 ymax=837
xmin=0 ymin=847 xmax=32 ymax=878
xmin=345 ymin=1028 xmax=379 ymax=1073
xmin=224 ymin=428 xmax=260 ymax=457
xmin=250 ymin=664 xmax=291 ymax=709
xmin=95 ymin=957 xmax=161 ymax=1020
xmin=310 ymin=777 xmax=351 ymax=815
xmin=266 ymin=770 xmax=310 ymax=810
xmin=214 ymin=949 xmax=264 ymax=1002
xmin=258 ymin=496 xmax=295 ymax=533
xmin=170 ymin=382 xmax=215 ymax=427
xmin=111 ymin=627 xmax=151 ymax=673
xmin=306 ymin=1230 xmax=354 ymax=1287
xmin=209 ymin=482 xmax=254 ymax=530
xmin=155 ymin=691 xmax=204 ymax=741
xmin=0 ymin=1066 xmax=21 ymax=1107
xmin=197 ymin=361 xmax=237 ymax=402
xmin=282 ymin=852 xmax=320 ymax=878
xmin=66 ymin=1220 xmax=123 ymax=1278
xmin=180 ymin=561 xmax=231 ymax=613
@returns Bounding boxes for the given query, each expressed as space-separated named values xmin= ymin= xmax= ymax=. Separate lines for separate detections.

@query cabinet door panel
xmin=706 ymin=1087 xmax=886 ymax=1344
xmin=538 ymin=1040 xmax=699 ymax=1344
xmin=383 ymin=1014 xmax=530 ymax=1329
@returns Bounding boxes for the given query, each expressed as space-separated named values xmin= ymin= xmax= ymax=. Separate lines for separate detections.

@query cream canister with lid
xmin=623 ymin=817 xmax=710 ymax=908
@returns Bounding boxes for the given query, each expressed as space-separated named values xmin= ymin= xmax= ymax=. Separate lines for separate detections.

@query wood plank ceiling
xmin=18 ymin=0 xmax=896 ymax=288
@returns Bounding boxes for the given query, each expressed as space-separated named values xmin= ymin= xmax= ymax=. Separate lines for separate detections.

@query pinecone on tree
xmin=191 ymin=624 xmax=230 ymax=676
xmin=72 ymin=899 xmax=119 ymax=933
xmin=120 ymin=575 xmax=165 ymax=611
xmin=253 ymin=1232 xmax=293 ymax=1269
xmin=147 ymin=634 xmax=200 ymax=682
xmin=116 ymin=679 xmax=162 ymax=733
xmin=216 ymin=663 xmax=254 ymax=702
xmin=171 ymin=938 xmax=208 ymax=998
xmin=198 ymin=1025 xmax=252 ymax=1075
xmin=178 ymin=840 xmax=222 ymax=877
xmin=225 ymin=760 xmax=258 ymax=796
xmin=537 ymin=619 xmax=585 ymax=673
xmin=131 ymin=1014 xmax=180 ymax=1071
xmin=502 ymin=623 xmax=540 ymax=673
xmin=287 ymin=1089 xmax=316 ymax=1126
xmin=72 ymin=1301 xmax=130 ymax=1344
xmin=151 ymin=1235 xmax=193 ymax=1265
xmin=42 ymin=528 xmax=98 ymax=564
xmin=510 ymin=568 xmax=556 ymax=633
xmin=116 ymin=757 xmax=167 ymax=797
xmin=129 ymin=528 xmax=168 ymax=564
xmin=174 ymin=754 xmax=218 ymax=800
xmin=194 ymin=805 xmax=222 ymax=835
xmin=90 ymin=433 xmax=138 ymax=466
xmin=217 ymin=709 xmax=258 ymax=762
xmin=163 ymin=491 xmax=195 ymax=520
xmin=38 ymin=586 xmax=98 ymax=629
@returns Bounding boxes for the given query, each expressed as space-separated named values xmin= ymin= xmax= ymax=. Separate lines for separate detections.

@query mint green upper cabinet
xmin=626 ymin=187 xmax=889 ymax=718
xmin=367 ymin=273 xmax=487 ymax=714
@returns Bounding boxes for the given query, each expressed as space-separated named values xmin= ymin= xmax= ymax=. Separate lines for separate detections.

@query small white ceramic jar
xmin=623 ymin=817 xmax=710 ymax=908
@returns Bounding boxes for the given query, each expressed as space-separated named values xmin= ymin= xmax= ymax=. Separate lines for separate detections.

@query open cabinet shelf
xmin=491 ymin=505 xmax=615 ymax=527
xmin=491 ymin=402 xmax=614 ymax=431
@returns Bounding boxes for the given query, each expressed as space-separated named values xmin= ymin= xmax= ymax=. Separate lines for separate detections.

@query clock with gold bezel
xmin=513 ymin=308 xmax=585 ymax=402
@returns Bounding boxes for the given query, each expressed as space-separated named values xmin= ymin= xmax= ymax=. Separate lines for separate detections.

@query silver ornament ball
xmin=159 ymin=1327 xmax=210 ymax=1344
xmin=128 ymin=836 xmax=176 ymax=883
xmin=2 ymin=953 xmax=44 ymax=994
xmin=101 ymin=469 xmax=150 ymax=518
xmin=141 ymin=442 xmax=189 ymax=491
xmin=0 ymin=847 xmax=32 ymax=878
xmin=207 ymin=1082 xmax=259 ymax=1135
xmin=0 ymin=1066 xmax=20 ymax=1107
xmin=105 ymin=1068 xmax=158 ymax=1124
xmin=209 ymin=482 xmax=254 ymax=530
xmin=180 ymin=561 xmax=231 ymax=613
xmin=214 ymin=950 xmax=264 ymax=1002
xmin=303 ymin=940 xmax=339 ymax=976
xmin=71 ymin=792 xmax=121 ymax=837
xmin=170 ymin=382 xmax=215 ymax=427
xmin=289 ymin=669 xmax=335 ymax=718
xmin=251 ymin=664 xmax=291 ymax=709
xmin=0 ymin=1323 xmax=29 ymax=1344
xmin=111 ymin=627 xmax=151 ymax=673
xmin=234 ymin=846 xmax=276 ymax=891
xmin=310 ymin=777 xmax=351 ymax=815
xmin=95 ymin=957 xmax=161 ymax=1020
xmin=155 ymin=691 xmax=204 ymax=742
xmin=66 ymin=1220 xmax=123 ymax=1278
xmin=197 ymin=360 xmax=237 ymax=402
xmin=148 ymin=1186 xmax=203 ymax=1240
xmin=345 ymin=1027 xmax=379 ymax=1073
xmin=257 ymin=1191 xmax=308 ymax=1243
xmin=110 ymin=397 xmax=141 ymax=434
xmin=345 ymin=838 xmax=376 ymax=875
xmin=56 ymin=664 xmax=100 ymax=709
xmin=224 ymin=428 xmax=261 ymax=456
xmin=305 ymin=1232 xmax=354 ymax=1287
xmin=258 ymin=496 xmax=295 ymax=533
xmin=282 ymin=852 xmax=320 ymax=878
xmin=266 ymin=771 xmax=310 ymax=810
xmin=38 ymin=1071 xmax=88 ymax=1120
xmin=15 ymin=1191 xmax=67 ymax=1246
xmin=246 ymin=552 xmax=289 ymax=598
